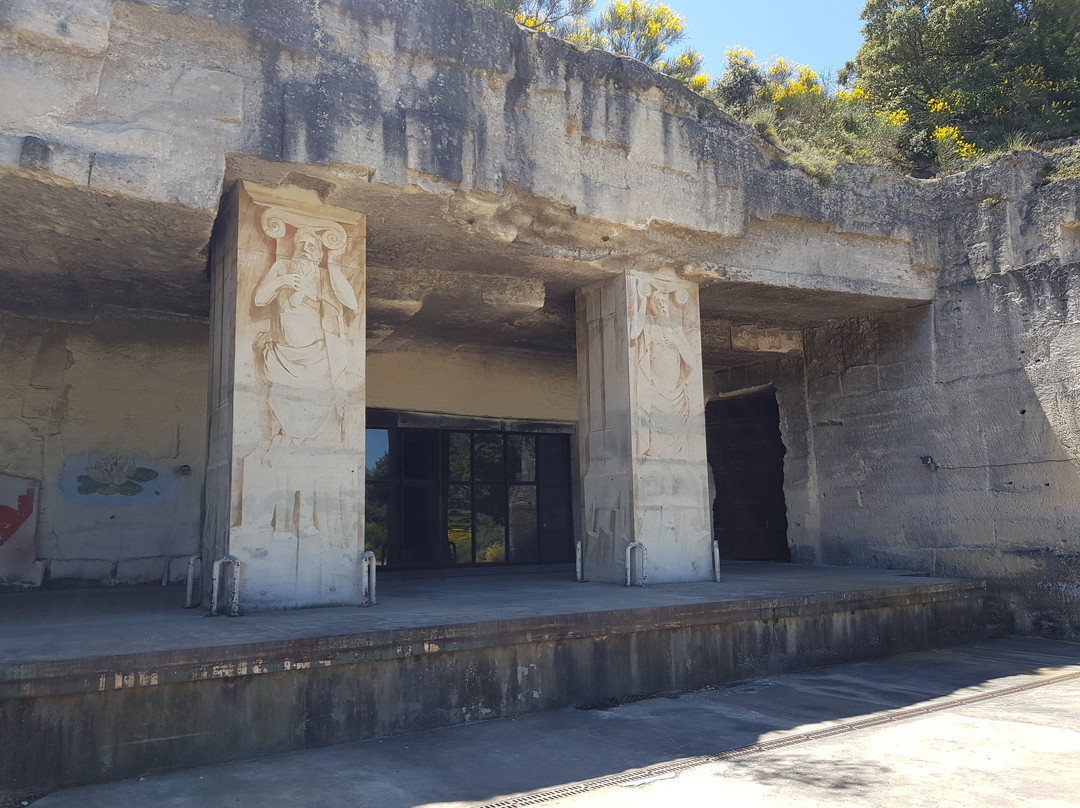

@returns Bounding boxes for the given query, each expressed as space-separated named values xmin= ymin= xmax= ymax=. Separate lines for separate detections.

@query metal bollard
xmin=362 ymin=550 xmax=377 ymax=606
xmin=712 ymin=539 xmax=722 ymax=583
xmin=210 ymin=555 xmax=240 ymax=616
xmin=575 ymin=540 xmax=585 ymax=582
xmin=625 ymin=542 xmax=647 ymax=587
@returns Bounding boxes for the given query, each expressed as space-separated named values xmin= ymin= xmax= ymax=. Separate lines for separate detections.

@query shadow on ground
xmin=25 ymin=635 xmax=1080 ymax=808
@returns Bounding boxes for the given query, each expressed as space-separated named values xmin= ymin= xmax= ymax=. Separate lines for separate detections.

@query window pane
xmin=537 ymin=434 xmax=571 ymax=482
xmin=365 ymin=482 xmax=393 ymax=565
xmin=539 ymin=528 xmax=573 ymax=563
xmin=539 ymin=484 xmax=571 ymax=530
xmin=446 ymin=433 xmax=471 ymax=483
xmin=400 ymin=482 xmax=441 ymax=566
xmin=508 ymin=485 xmax=538 ymax=563
xmin=474 ymin=484 xmax=506 ymax=564
xmin=401 ymin=430 xmax=440 ymax=480
xmin=507 ymin=435 xmax=536 ymax=483
xmin=446 ymin=484 xmax=473 ymax=565
xmin=473 ymin=434 xmax=504 ymax=482
xmin=539 ymin=484 xmax=573 ymax=563
xmin=366 ymin=429 xmax=393 ymax=481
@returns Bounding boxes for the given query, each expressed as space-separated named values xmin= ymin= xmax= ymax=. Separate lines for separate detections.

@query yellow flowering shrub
xmin=933 ymin=125 xmax=982 ymax=170
xmin=882 ymin=109 xmax=909 ymax=127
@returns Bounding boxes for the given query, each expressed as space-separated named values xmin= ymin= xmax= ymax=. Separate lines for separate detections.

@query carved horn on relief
xmin=319 ymin=223 xmax=345 ymax=252
xmin=260 ymin=208 xmax=289 ymax=240
xmin=321 ymin=223 xmax=350 ymax=281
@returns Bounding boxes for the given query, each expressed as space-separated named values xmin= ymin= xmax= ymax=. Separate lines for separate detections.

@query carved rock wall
xmin=0 ymin=0 xmax=1078 ymax=638
xmin=367 ymin=348 xmax=577 ymax=422
xmin=0 ymin=313 xmax=207 ymax=588
xmin=0 ymin=0 xmax=935 ymax=323
xmin=0 ymin=317 xmax=577 ymax=591
xmin=777 ymin=157 xmax=1080 ymax=638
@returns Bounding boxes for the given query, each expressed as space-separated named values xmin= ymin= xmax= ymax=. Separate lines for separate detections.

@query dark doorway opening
xmin=706 ymin=391 xmax=790 ymax=561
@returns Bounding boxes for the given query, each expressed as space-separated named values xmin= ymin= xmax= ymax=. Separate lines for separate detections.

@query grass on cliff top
xmin=1050 ymin=143 xmax=1080 ymax=180
xmin=743 ymin=106 xmax=1080 ymax=185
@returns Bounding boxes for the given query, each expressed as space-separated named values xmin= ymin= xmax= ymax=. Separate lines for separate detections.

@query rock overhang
xmin=0 ymin=0 xmax=944 ymax=359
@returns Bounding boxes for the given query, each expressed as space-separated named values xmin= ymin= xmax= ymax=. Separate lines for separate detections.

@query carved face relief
xmin=294 ymin=228 xmax=324 ymax=263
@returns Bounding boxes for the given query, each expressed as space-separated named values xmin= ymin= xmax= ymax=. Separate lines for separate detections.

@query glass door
xmin=365 ymin=421 xmax=573 ymax=570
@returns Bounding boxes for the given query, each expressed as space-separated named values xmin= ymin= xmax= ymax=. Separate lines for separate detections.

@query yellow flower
xmin=927 ymin=97 xmax=953 ymax=115
xmin=933 ymin=125 xmax=982 ymax=160
xmin=835 ymin=87 xmax=867 ymax=101
xmin=883 ymin=109 xmax=908 ymax=127
xmin=687 ymin=73 xmax=710 ymax=92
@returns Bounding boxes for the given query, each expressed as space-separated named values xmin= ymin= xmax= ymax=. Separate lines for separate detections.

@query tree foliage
xmin=709 ymin=0 xmax=1080 ymax=175
xmin=484 ymin=0 xmax=1080 ymax=176
xmin=591 ymin=0 xmax=686 ymax=65
xmin=481 ymin=0 xmax=709 ymax=90
xmin=853 ymin=0 xmax=1080 ymax=150
xmin=497 ymin=0 xmax=596 ymax=37
xmin=708 ymin=49 xmax=907 ymax=177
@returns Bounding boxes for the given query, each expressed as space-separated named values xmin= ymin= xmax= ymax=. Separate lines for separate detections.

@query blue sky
xmin=663 ymin=0 xmax=868 ymax=81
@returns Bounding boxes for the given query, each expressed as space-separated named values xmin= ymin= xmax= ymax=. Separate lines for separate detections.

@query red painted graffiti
xmin=0 ymin=488 xmax=34 ymax=547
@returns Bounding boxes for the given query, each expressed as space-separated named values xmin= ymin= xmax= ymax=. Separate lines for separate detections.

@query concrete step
xmin=1 ymin=570 xmax=988 ymax=796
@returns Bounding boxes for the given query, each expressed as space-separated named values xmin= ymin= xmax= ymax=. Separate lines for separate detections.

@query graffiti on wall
xmin=57 ymin=453 xmax=176 ymax=507
xmin=76 ymin=454 xmax=159 ymax=496
xmin=0 ymin=488 xmax=34 ymax=548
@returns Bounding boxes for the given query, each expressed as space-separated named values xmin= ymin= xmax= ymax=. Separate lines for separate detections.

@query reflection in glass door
xmin=364 ymin=421 xmax=573 ymax=570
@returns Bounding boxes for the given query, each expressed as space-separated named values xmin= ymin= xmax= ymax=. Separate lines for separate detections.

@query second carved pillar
xmin=576 ymin=271 xmax=714 ymax=583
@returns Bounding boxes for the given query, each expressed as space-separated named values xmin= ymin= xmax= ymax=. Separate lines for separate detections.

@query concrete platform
xmin=0 ymin=564 xmax=989 ymax=798
xmin=28 ymin=635 xmax=1080 ymax=808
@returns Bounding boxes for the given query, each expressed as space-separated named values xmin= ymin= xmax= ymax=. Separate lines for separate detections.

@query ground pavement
xmin=28 ymin=635 xmax=1080 ymax=807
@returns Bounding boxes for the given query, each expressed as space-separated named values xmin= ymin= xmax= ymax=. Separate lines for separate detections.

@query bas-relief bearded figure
xmin=236 ymin=208 xmax=365 ymax=554
xmin=629 ymin=277 xmax=699 ymax=461
xmin=204 ymin=186 xmax=366 ymax=608
xmin=253 ymin=226 xmax=359 ymax=449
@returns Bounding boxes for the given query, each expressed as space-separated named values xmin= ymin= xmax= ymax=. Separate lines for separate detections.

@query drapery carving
xmin=252 ymin=205 xmax=363 ymax=449
xmin=628 ymin=275 xmax=700 ymax=461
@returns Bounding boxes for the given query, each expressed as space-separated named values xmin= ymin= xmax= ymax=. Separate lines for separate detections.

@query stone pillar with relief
xmin=204 ymin=182 xmax=367 ymax=610
xmin=576 ymin=272 xmax=713 ymax=584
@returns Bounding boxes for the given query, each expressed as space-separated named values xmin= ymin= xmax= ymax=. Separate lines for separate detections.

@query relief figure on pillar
xmin=628 ymin=276 xmax=698 ymax=460
xmin=253 ymin=217 xmax=360 ymax=450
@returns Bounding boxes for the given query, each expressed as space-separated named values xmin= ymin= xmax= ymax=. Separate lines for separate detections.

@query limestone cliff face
xmin=0 ymin=0 xmax=1078 ymax=634
xmin=785 ymin=153 xmax=1080 ymax=637
xmin=0 ymin=0 xmax=935 ymax=321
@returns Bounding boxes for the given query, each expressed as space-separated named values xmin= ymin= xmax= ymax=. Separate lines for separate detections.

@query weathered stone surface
xmin=0 ymin=0 xmax=934 ymax=358
xmin=205 ymin=182 xmax=367 ymax=609
xmin=780 ymin=154 xmax=1080 ymax=636
xmin=0 ymin=0 xmax=1077 ymax=637
xmin=0 ymin=315 xmax=206 ymax=589
xmin=577 ymin=272 xmax=712 ymax=583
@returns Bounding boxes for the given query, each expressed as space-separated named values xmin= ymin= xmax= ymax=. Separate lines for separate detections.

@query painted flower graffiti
xmin=77 ymin=454 xmax=159 ymax=496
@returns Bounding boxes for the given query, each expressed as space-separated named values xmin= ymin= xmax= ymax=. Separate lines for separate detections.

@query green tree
xmin=657 ymin=47 xmax=710 ymax=93
xmin=853 ymin=0 xmax=1080 ymax=150
xmin=571 ymin=1 xmax=710 ymax=91
xmin=709 ymin=47 xmax=909 ymax=178
xmin=591 ymin=0 xmax=686 ymax=65
xmin=712 ymin=47 xmax=766 ymax=114
xmin=498 ymin=0 xmax=596 ymax=36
